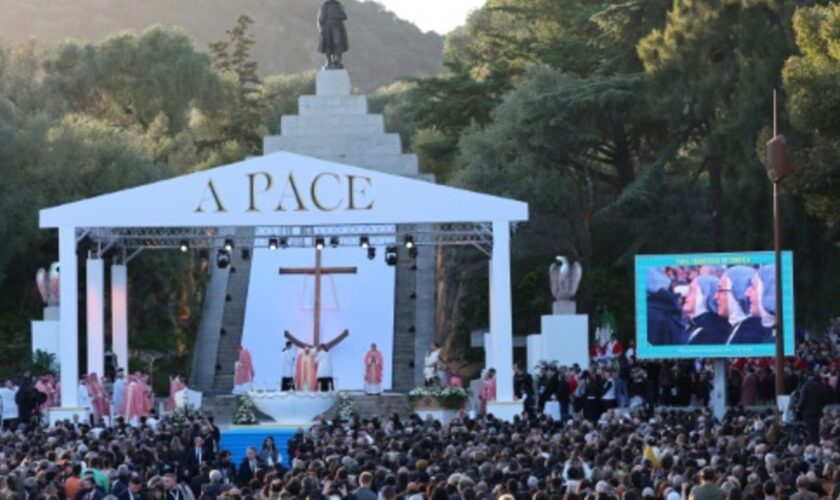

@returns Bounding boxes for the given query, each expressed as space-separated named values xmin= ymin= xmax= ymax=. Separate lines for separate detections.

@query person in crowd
xmin=685 ymin=275 xmax=732 ymax=344
xmin=280 ymin=341 xmax=297 ymax=391
xmin=236 ymin=446 xmax=261 ymax=487
xmin=716 ymin=266 xmax=766 ymax=345
xmin=798 ymin=373 xmax=833 ymax=443
xmin=315 ymin=344 xmax=334 ymax=392
xmin=646 ymin=268 xmax=687 ymax=345
xmin=478 ymin=368 xmax=496 ymax=415
xmin=513 ymin=364 xmax=535 ymax=417
xmin=258 ymin=436 xmax=280 ymax=467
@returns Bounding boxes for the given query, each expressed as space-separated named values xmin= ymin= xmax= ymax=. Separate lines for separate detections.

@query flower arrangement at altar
xmin=233 ymin=394 xmax=259 ymax=425
xmin=408 ymin=386 xmax=469 ymax=410
xmin=336 ymin=391 xmax=354 ymax=420
xmin=170 ymin=403 xmax=200 ymax=426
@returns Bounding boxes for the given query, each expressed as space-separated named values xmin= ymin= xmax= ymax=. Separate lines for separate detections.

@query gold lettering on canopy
xmin=310 ymin=173 xmax=342 ymax=211
xmin=276 ymin=173 xmax=308 ymax=212
xmin=193 ymin=171 xmax=375 ymax=213
xmin=194 ymin=179 xmax=227 ymax=213
xmin=247 ymin=172 xmax=273 ymax=212
xmin=348 ymin=175 xmax=374 ymax=210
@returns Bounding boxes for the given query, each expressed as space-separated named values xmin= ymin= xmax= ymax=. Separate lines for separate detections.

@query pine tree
xmin=209 ymin=14 xmax=262 ymax=152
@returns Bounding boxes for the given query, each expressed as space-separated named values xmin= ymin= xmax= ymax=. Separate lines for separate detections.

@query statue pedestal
xmin=527 ymin=315 xmax=589 ymax=371
xmin=316 ymin=69 xmax=351 ymax=96
xmin=32 ymin=306 xmax=61 ymax=358
xmin=552 ymin=300 xmax=576 ymax=315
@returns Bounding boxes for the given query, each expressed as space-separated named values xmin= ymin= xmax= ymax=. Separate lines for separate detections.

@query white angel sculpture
xmin=36 ymin=262 xmax=60 ymax=307
xmin=549 ymin=256 xmax=582 ymax=301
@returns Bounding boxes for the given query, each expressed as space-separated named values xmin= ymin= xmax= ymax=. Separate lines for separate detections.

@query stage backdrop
xmin=241 ymin=246 xmax=395 ymax=390
xmin=635 ymin=251 xmax=794 ymax=359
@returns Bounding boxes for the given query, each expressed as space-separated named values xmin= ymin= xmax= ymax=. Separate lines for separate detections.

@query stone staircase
xmin=345 ymin=393 xmax=413 ymax=420
xmin=212 ymin=230 xmax=255 ymax=393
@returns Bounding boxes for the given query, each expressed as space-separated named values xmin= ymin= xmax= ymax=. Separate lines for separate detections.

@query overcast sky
xmin=365 ymin=0 xmax=486 ymax=34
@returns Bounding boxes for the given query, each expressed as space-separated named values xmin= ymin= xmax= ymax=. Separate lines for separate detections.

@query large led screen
xmin=635 ymin=252 xmax=794 ymax=359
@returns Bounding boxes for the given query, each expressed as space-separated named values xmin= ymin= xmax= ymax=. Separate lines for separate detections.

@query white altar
xmin=249 ymin=391 xmax=337 ymax=426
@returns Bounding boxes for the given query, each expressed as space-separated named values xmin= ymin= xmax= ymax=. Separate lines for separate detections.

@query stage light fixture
xmin=385 ymin=245 xmax=398 ymax=266
xmin=367 ymin=246 xmax=376 ymax=260
xmin=360 ymin=236 xmax=370 ymax=249
xmin=409 ymin=246 xmax=418 ymax=260
xmin=315 ymin=237 xmax=325 ymax=250
xmin=241 ymin=248 xmax=251 ymax=261
xmin=330 ymin=236 xmax=340 ymax=248
xmin=224 ymin=238 xmax=234 ymax=252
xmin=404 ymin=235 xmax=415 ymax=249
xmin=268 ymin=238 xmax=279 ymax=251
xmin=280 ymin=237 xmax=289 ymax=249
xmin=216 ymin=249 xmax=231 ymax=269
xmin=179 ymin=240 xmax=189 ymax=253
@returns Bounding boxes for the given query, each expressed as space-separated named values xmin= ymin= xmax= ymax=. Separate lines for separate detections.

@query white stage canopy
xmin=39 ymin=151 xmax=529 ymax=421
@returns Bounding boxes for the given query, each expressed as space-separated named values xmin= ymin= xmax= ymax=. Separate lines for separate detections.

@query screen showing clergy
xmin=240 ymin=241 xmax=395 ymax=391
xmin=635 ymin=252 xmax=795 ymax=359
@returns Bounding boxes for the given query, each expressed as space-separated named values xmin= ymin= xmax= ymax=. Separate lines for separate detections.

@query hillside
xmin=0 ymin=0 xmax=444 ymax=91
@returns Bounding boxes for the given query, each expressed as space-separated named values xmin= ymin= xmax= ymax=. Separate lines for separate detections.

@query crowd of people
xmin=0 ymin=377 xmax=838 ymax=500
xmin=0 ymin=369 xmax=184 ymax=430
xmin=0 ymin=330 xmax=838 ymax=499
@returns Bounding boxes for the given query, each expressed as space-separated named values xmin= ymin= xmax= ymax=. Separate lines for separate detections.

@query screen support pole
xmin=712 ymin=359 xmax=726 ymax=421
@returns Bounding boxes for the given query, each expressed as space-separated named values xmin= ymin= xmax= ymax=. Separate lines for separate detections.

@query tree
xmin=43 ymin=27 xmax=222 ymax=136
xmin=209 ymin=15 xmax=262 ymax=152
xmin=637 ymin=0 xmax=797 ymax=250
xmin=783 ymin=4 xmax=840 ymax=226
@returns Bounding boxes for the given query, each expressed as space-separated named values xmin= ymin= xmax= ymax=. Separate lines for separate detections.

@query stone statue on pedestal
xmin=318 ymin=0 xmax=349 ymax=69
xmin=549 ymin=256 xmax=582 ymax=314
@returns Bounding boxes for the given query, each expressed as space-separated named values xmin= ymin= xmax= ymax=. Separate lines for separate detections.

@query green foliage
xmin=44 ymin=27 xmax=222 ymax=134
xmin=413 ymin=0 xmax=840 ymax=342
xmin=31 ymin=350 xmax=58 ymax=377
xmin=261 ymin=72 xmax=316 ymax=135
xmin=0 ymin=0 xmax=444 ymax=93
xmin=209 ymin=15 xmax=262 ymax=152
xmin=783 ymin=4 xmax=840 ymax=226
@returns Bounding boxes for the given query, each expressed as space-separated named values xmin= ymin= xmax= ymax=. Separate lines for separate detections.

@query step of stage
xmin=324 ymin=393 xmax=413 ymax=420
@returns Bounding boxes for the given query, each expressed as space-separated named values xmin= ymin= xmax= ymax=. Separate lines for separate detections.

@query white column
xmin=86 ymin=258 xmax=105 ymax=379
xmin=111 ymin=264 xmax=128 ymax=373
xmin=58 ymin=227 xmax=79 ymax=408
xmin=489 ymin=220 xmax=514 ymax=401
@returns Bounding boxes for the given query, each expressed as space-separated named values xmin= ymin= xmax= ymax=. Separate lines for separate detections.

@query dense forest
xmin=0 ymin=0 xmax=443 ymax=91
xmin=1 ymin=0 xmax=839 ymax=384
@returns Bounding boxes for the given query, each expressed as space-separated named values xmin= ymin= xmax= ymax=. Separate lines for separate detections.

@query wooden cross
xmin=279 ymin=246 xmax=356 ymax=349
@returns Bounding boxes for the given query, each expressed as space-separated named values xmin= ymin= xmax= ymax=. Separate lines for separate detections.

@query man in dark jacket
xmin=513 ymin=365 xmax=535 ymax=418
xmin=117 ymin=476 xmax=146 ymax=500
xmin=214 ymin=451 xmax=237 ymax=485
xmin=236 ymin=447 xmax=261 ymax=487
xmin=799 ymin=375 xmax=833 ymax=443
xmin=538 ymin=367 xmax=558 ymax=411
xmin=556 ymin=369 xmax=571 ymax=421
